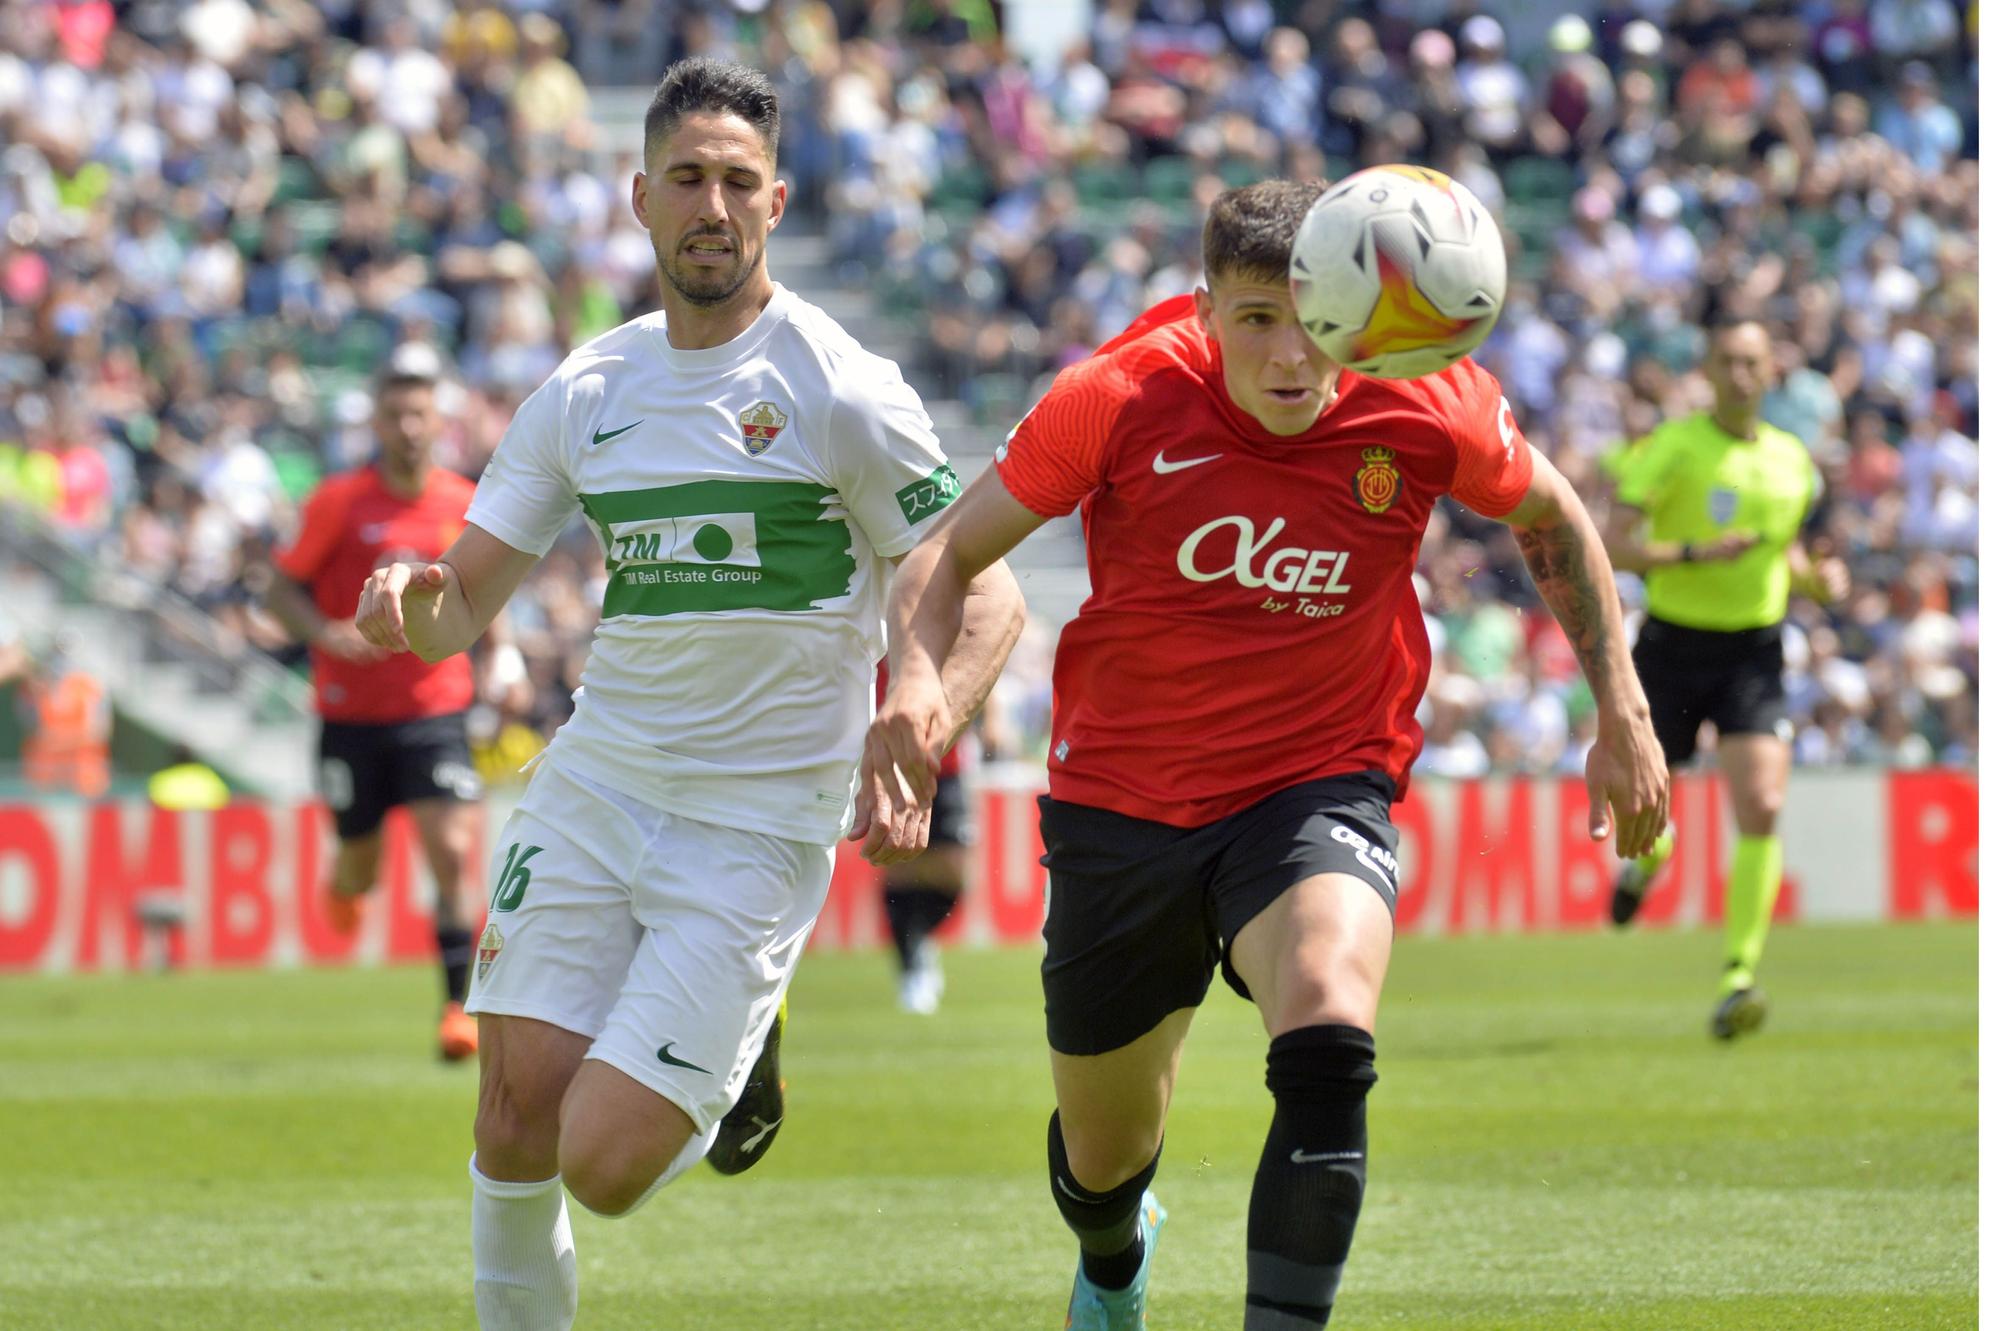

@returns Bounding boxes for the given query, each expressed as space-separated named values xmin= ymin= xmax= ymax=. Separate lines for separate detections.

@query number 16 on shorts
xmin=491 ymin=842 xmax=543 ymax=913
xmin=476 ymin=842 xmax=540 ymax=984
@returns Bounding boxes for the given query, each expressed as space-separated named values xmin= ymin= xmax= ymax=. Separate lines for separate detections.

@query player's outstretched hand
xmin=849 ymin=738 xmax=932 ymax=866
xmin=1585 ymin=713 xmax=1671 ymax=859
xmin=355 ymin=562 xmax=451 ymax=654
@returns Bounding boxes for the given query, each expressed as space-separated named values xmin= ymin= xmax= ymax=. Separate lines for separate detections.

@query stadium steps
xmin=3 ymin=513 xmax=316 ymax=799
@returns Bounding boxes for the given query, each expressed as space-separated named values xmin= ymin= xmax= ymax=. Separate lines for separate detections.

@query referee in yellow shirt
xmin=1602 ymin=318 xmax=1848 ymax=1040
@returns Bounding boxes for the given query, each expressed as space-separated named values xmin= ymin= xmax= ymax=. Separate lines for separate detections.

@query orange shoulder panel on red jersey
xmin=272 ymin=469 xmax=372 ymax=583
xmin=996 ymin=297 xmax=1211 ymax=518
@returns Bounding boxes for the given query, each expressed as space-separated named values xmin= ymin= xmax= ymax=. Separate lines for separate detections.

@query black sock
xmin=883 ymin=889 xmax=924 ymax=972
xmin=915 ymin=888 xmax=960 ymax=937
xmin=436 ymin=923 xmax=473 ymax=1004
xmin=1048 ymin=1109 xmax=1158 ymax=1291
xmin=884 ymin=888 xmax=961 ymax=973
xmin=1245 ymin=1025 xmax=1376 ymax=1330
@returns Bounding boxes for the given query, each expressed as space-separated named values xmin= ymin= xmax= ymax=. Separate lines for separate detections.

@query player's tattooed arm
xmin=1515 ymin=518 xmax=1618 ymax=691
xmin=1501 ymin=452 xmax=1633 ymax=700
xmin=1501 ymin=449 xmax=1669 ymax=857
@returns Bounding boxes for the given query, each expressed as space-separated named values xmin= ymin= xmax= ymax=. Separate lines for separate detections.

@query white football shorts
xmin=466 ymin=760 xmax=836 ymax=1134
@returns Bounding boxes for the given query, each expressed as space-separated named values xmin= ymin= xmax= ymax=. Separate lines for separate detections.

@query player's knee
xmin=1269 ymin=969 xmax=1376 ymax=1037
xmin=560 ymin=1160 xmax=647 ymax=1218
xmin=436 ymin=827 xmax=475 ymax=871
xmin=558 ymin=1137 xmax=662 ymax=1218
xmin=1740 ymin=791 xmax=1783 ymax=835
xmin=1048 ymin=1108 xmax=1160 ymax=1239
xmin=1061 ymin=1128 xmax=1161 ymax=1194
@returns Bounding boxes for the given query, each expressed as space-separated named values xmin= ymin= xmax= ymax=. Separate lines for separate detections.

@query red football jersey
xmin=995 ymin=296 xmax=1534 ymax=826
xmin=273 ymin=465 xmax=477 ymax=724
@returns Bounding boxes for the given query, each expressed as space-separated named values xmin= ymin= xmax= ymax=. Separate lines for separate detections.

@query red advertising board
xmin=0 ymin=770 xmax=1975 ymax=973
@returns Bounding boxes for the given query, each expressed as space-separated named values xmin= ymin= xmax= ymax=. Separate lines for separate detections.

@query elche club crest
xmin=739 ymin=401 xmax=788 ymax=457
xmin=476 ymin=923 xmax=504 ymax=981
xmin=1353 ymin=446 xmax=1403 ymax=514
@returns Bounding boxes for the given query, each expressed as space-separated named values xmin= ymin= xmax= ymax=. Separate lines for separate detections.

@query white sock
xmin=471 ymin=1156 xmax=577 ymax=1331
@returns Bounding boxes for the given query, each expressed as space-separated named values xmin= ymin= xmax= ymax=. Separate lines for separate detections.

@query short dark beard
xmin=661 ymin=235 xmax=761 ymax=308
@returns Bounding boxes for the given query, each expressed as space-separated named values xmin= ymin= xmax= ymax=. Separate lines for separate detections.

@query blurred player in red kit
xmin=266 ymin=344 xmax=515 ymax=1061
xmin=870 ymin=180 xmax=1669 ymax=1329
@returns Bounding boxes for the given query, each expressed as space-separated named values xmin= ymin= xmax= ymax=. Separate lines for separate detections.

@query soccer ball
xmin=1289 ymin=164 xmax=1507 ymax=379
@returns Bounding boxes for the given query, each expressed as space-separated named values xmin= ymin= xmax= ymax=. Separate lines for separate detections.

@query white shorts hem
xmin=462 ymin=995 xmax=600 ymax=1041
xmin=587 ymin=1042 xmax=721 ymax=1136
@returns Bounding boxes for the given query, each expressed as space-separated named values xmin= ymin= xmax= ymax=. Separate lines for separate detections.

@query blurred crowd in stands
xmin=0 ymin=0 xmax=1977 ymax=781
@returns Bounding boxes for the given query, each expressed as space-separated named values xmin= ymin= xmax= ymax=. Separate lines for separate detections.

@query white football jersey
xmin=468 ymin=285 xmax=962 ymax=844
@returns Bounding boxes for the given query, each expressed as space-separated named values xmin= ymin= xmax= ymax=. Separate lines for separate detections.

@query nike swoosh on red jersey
xmin=1153 ymin=450 xmax=1224 ymax=474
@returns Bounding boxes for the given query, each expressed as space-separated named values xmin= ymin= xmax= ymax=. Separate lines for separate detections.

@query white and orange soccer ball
xmin=1289 ymin=164 xmax=1507 ymax=379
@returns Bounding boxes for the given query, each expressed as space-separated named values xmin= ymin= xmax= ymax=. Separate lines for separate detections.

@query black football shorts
xmin=1631 ymin=617 xmax=1789 ymax=767
xmin=1039 ymin=771 xmax=1400 ymax=1056
xmin=930 ymin=772 xmax=973 ymax=849
xmin=317 ymin=711 xmax=483 ymax=840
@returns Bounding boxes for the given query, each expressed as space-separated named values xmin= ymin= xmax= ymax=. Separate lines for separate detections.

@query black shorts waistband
xmin=1642 ymin=617 xmax=1784 ymax=650
xmin=1042 ymin=770 xmax=1397 ymax=838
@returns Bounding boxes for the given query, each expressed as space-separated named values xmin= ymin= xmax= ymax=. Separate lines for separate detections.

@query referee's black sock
xmin=1047 ymin=1109 xmax=1158 ymax=1291
xmin=1245 ymin=1025 xmax=1377 ymax=1329
xmin=436 ymin=922 xmax=473 ymax=1005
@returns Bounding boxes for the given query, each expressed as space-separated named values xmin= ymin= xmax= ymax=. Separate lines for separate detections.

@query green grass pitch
xmin=0 ymin=922 xmax=1974 ymax=1329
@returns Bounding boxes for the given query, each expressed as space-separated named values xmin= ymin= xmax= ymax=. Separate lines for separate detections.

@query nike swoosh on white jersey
xmin=1153 ymin=450 xmax=1224 ymax=474
xmin=1291 ymin=1149 xmax=1365 ymax=1164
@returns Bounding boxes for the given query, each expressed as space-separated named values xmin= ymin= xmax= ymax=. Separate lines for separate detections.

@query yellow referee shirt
xmin=1614 ymin=414 xmax=1821 ymax=631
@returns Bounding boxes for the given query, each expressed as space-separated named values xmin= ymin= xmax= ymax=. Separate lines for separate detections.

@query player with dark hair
xmin=1602 ymin=317 xmax=1848 ymax=1039
xmin=869 ymin=178 xmax=1670 ymax=1330
xmin=266 ymin=343 xmax=495 ymax=1061
xmin=356 ymin=57 xmax=1021 ymax=1330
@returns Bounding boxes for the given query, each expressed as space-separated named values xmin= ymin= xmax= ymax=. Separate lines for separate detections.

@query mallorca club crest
xmin=739 ymin=401 xmax=788 ymax=457
xmin=475 ymin=923 xmax=505 ymax=981
xmin=1353 ymin=446 xmax=1403 ymax=515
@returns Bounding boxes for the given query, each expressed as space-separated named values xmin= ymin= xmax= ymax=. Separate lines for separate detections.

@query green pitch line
xmin=0 ymin=923 xmax=1974 ymax=1330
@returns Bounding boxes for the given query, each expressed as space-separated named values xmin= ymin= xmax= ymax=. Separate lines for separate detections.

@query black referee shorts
xmin=1631 ymin=617 xmax=1789 ymax=767
xmin=1038 ymin=772 xmax=1400 ymax=1057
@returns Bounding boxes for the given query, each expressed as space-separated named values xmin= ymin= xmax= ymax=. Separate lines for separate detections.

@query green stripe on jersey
xmin=581 ymin=479 xmax=857 ymax=616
